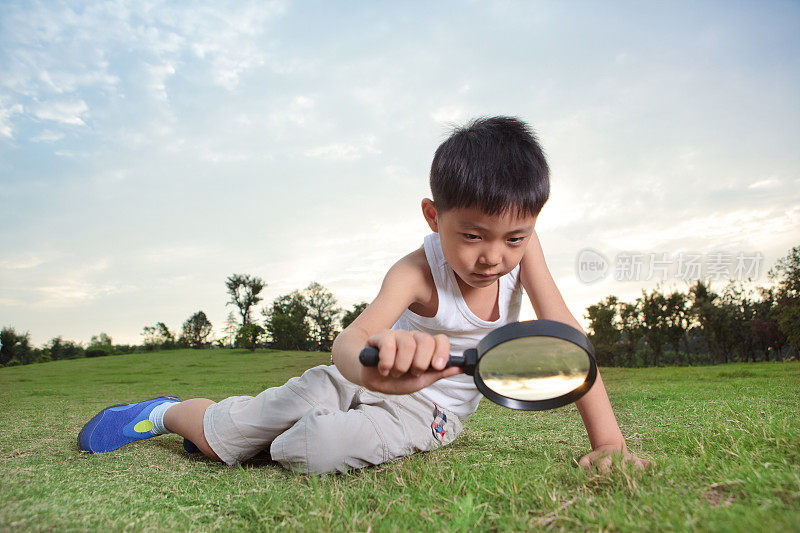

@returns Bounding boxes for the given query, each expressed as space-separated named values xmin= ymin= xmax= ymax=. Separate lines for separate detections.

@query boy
xmin=79 ymin=116 xmax=649 ymax=474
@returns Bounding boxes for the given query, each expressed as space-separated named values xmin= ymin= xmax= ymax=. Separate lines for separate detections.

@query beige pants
xmin=202 ymin=365 xmax=464 ymax=474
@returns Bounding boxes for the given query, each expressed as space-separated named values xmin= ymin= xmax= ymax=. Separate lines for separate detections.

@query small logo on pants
xmin=431 ymin=404 xmax=447 ymax=443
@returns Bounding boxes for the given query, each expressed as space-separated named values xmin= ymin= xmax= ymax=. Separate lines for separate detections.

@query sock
xmin=148 ymin=400 xmax=180 ymax=435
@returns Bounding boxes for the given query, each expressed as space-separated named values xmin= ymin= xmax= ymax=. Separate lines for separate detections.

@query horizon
xmin=2 ymin=1 xmax=799 ymax=346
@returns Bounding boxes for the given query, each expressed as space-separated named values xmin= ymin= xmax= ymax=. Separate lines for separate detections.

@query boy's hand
xmin=578 ymin=444 xmax=652 ymax=472
xmin=360 ymin=330 xmax=462 ymax=394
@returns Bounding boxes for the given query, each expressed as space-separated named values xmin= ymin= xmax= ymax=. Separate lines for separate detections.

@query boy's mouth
xmin=474 ymin=272 xmax=498 ymax=279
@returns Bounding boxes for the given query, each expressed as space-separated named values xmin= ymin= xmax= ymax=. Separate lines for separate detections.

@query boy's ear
xmin=421 ymin=198 xmax=439 ymax=232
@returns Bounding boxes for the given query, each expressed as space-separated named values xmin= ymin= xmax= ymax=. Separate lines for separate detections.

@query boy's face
xmin=421 ymin=199 xmax=537 ymax=289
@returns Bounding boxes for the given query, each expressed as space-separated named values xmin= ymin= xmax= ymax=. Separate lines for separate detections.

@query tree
xmin=769 ymin=245 xmax=800 ymax=354
xmin=752 ymin=286 xmax=788 ymax=361
xmin=305 ymin=282 xmax=342 ymax=352
xmin=236 ymin=324 xmax=265 ymax=351
xmin=585 ymin=296 xmax=620 ymax=366
xmin=719 ymin=281 xmax=758 ymax=362
xmin=142 ymin=326 xmax=158 ymax=351
xmin=342 ymin=302 xmax=368 ymax=329
xmin=47 ymin=337 xmax=84 ymax=360
xmin=639 ymin=288 xmax=670 ymax=366
xmin=47 ymin=337 xmax=64 ymax=360
xmin=181 ymin=311 xmax=213 ymax=349
xmin=618 ymin=301 xmax=644 ymax=365
xmin=689 ymin=281 xmax=730 ymax=364
xmin=88 ymin=332 xmax=114 ymax=355
xmin=0 ymin=327 xmax=18 ymax=365
xmin=141 ymin=322 xmax=175 ymax=351
xmin=664 ymin=290 xmax=689 ymax=364
xmin=226 ymin=274 xmax=266 ymax=326
xmin=264 ymin=291 xmax=310 ymax=350
xmin=157 ymin=322 xmax=176 ymax=349
xmin=90 ymin=332 xmax=112 ymax=348
xmin=0 ymin=327 xmax=32 ymax=365
xmin=221 ymin=311 xmax=240 ymax=348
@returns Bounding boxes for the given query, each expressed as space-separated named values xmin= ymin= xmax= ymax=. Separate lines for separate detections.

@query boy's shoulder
xmin=387 ymin=246 xmax=437 ymax=313
xmin=401 ymin=245 xmax=429 ymax=272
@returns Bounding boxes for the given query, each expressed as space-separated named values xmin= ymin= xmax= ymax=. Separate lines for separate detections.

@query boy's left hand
xmin=578 ymin=444 xmax=652 ymax=472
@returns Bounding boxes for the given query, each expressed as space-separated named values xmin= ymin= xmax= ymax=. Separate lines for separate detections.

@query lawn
xmin=1 ymin=350 xmax=798 ymax=531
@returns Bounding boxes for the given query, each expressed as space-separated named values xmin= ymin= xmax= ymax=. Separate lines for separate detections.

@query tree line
xmin=585 ymin=245 xmax=799 ymax=366
xmin=0 ymin=278 xmax=368 ymax=366
xmin=2 ymin=244 xmax=797 ymax=367
xmin=140 ymin=278 xmax=368 ymax=353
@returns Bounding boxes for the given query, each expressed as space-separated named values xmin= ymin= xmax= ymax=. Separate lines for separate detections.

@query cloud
xmin=0 ymin=256 xmax=127 ymax=309
xmin=0 ymin=101 xmax=24 ymax=138
xmin=199 ymin=151 xmax=255 ymax=163
xmin=30 ymin=130 xmax=65 ymax=142
xmin=0 ymin=254 xmax=48 ymax=270
xmin=38 ymin=66 xmax=120 ymax=96
xmin=600 ymin=206 xmax=800 ymax=251
xmin=32 ymin=99 xmax=88 ymax=126
xmin=32 ymin=282 xmax=121 ymax=308
xmin=304 ymin=135 xmax=381 ymax=161
xmin=141 ymin=244 xmax=223 ymax=265
xmin=163 ymin=2 xmax=283 ymax=90
xmin=431 ymin=105 xmax=470 ymax=125
xmin=145 ymin=62 xmax=177 ymax=102
xmin=268 ymin=95 xmax=316 ymax=127
xmin=748 ymin=178 xmax=780 ymax=189
xmin=54 ymin=149 xmax=89 ymax=158
xmin=0 ymin=0 xmax=286 ymax=141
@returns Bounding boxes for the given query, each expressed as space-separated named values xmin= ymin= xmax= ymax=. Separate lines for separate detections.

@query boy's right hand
xmin=360 ymin=330 xmax=462 ymax=395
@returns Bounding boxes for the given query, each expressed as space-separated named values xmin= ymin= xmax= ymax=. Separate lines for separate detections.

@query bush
xmin=47 ymin=338 xmax=85 ymax=360
xmin=236 ymin=324 xmax=265 ymax=352
xmin=85 ymin=348 xmax=108 ymax=358
xmin=114 ymin=345 xmax=136 ymax=354
xmin=1 ymin=327 xmax=32 ymax=365
xmin=30 ymin=348 xmax=50 ymax=363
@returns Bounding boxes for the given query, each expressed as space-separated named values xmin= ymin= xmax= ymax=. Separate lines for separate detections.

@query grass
xmin=1 ymin=349 xmax=799 ymax=532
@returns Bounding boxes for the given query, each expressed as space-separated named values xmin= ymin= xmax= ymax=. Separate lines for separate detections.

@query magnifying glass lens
xmin=477 ymin=337 xmax=591 ymax=401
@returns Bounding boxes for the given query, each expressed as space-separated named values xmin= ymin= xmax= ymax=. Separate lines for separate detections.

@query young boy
xmin=78 ymin=116 xmax=649 ymax=474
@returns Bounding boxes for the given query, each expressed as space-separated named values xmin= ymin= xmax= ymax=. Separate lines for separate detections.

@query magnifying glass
xmin=359 ymin=319 xmax=598 ymax=411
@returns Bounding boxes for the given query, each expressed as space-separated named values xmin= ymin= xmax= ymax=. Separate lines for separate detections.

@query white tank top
xmin=392 ymin=232 xmax=523 ymax=419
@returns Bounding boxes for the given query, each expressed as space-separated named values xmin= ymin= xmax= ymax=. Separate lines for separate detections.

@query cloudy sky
xmin=1 ymin=1 xmax=798 ymax=346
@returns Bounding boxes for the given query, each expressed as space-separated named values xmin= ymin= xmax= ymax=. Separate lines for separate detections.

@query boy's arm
xmin=519 ymin=231 xmax=650 ymax=470
xmin=332 ymin=255 xmax=460 ymax=393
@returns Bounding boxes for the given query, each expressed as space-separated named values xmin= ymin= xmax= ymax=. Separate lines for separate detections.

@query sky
xmin=1 ymin=1 xmax=799 ymax=346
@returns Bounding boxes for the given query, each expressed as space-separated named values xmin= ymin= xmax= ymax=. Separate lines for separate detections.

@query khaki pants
xmin=202 ymin=365 xmax=464 ymax=474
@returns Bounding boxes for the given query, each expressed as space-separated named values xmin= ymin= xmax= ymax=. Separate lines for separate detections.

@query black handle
xmin=359 ymin=346 xmax=380 ymax=366
xmin=358 ymin=346 xmax=464 ymax=368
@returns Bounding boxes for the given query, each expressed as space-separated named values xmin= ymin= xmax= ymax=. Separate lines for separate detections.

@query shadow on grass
xmin=149 ymin=439 xmax=280 ymax=469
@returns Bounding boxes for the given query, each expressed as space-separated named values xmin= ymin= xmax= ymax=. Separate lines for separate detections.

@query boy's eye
xmin=463 ymin=233 xmax=480 ymax=240
xmin=508 ymin=237 xmax=525 ymax=244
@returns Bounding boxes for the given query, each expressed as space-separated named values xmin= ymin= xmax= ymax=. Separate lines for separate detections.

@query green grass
xmin=1 ymin=350 xmax=799 ymax=532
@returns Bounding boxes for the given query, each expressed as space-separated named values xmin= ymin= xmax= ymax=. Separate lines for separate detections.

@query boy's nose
xmin=479 ymin=245 xmax=503 ymax=266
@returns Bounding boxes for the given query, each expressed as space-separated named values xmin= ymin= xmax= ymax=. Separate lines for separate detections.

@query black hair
xmin=429 ymin=116 xmax=550 ymax=218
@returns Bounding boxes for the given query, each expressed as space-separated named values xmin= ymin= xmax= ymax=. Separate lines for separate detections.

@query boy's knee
xmin=271 ymin=408 xmax=384 ymax=475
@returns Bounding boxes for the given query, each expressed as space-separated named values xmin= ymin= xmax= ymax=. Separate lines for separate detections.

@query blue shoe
xmin=78 ymin=396 xmax=180 ymax=453
xmin=183 ymin=438 xmax=200 ymax=454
